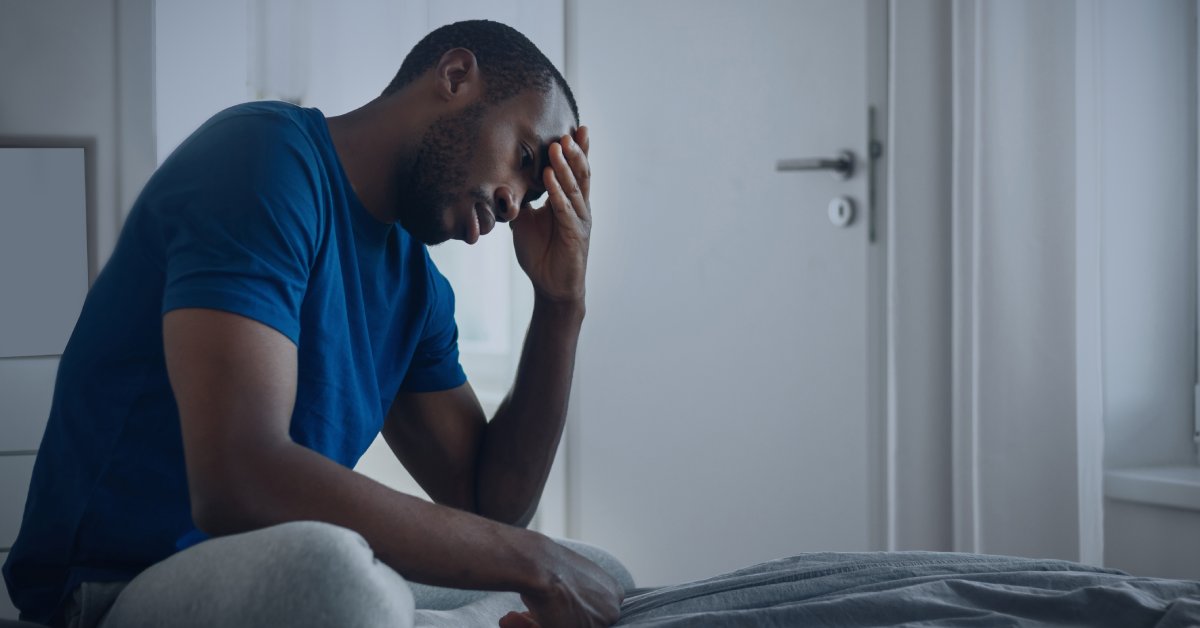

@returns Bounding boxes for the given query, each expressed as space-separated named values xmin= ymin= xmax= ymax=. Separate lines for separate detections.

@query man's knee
xmin=260 ymin=521 xmax=415 ymax=624
xmin=264 ymin=520 xmax=374 ymax=574
xmin=554 ymin=538 xmax=636 ymax=592
xmin=104 ymin=521 xmax=414 ymax=628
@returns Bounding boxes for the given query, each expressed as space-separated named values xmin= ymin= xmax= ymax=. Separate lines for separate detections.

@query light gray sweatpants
xmin=62 ymin=521 xmax=633 ymax=628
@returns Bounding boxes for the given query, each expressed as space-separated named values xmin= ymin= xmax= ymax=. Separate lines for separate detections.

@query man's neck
xmin=326 ymin=94 xmax=424 ymax=224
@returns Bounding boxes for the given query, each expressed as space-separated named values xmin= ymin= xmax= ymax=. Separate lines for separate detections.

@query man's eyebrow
xmin=536 ymin=130 xmax=574 ymax=166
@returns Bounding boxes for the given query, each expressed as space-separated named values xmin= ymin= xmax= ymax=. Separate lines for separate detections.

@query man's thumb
xmin=498 ymin=610 xmax=540 ymax=628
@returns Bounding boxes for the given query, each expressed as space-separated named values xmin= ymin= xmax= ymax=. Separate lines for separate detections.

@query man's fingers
xmin=550 ymin=140 xmax=590 ymax=223
xmin=543 ymin=156 xmax=579 ymax=231
xmin=498 ymin=610 xmax=540 ymax=628
xmin=577 ymin=125 xmax=590 ymax=157
xmin=560 ymin=134 xmax=591 ymax=203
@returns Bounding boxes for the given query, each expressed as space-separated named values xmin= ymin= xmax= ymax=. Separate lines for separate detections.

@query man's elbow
xmin=190 ymin=490 xmax=248 ymax=537
xmin=189 ymin=508 xmax=228 ymax=538
xmin=475 ymin=492 xmax=538 ymax=529
xmin=510 ymin=510 xmax=535 ymax=529
xmin=186 ymin=458 xmax=276 ymax=536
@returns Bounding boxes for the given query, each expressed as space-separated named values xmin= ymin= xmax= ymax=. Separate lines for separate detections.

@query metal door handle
xmin=775 ymin=150 xmax=856 ymax=179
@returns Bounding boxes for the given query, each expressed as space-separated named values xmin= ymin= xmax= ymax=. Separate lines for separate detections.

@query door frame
xmin=883 ymin=0 xmax=955 ymax=552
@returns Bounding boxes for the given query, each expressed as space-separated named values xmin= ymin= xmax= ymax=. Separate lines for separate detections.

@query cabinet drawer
xmin=0 ymin=455 xmax=35 ymax=550
xmin=0 ymin=147 xmax=89 ymax=359
xmin=0 ymin=356 xmax=58 ymax=452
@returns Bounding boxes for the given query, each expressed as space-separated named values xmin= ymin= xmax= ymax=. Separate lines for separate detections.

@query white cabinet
xmin=0 ymin=357 xmax=57 ymax=452
xmin=0 ymin=456 xmax=35 ymax=551
xmin=0 ymin=147 xmax=89 ymax=620
xmin=0 ymin=552 xmax=15 ymax=620
xmin=0 ymin=456 xmax=35 ymax=619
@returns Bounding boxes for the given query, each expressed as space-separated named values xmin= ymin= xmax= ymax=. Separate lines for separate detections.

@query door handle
xmin=775 ymin=150 xmax=856 ymax=179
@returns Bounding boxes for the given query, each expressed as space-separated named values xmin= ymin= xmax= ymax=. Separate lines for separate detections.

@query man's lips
xmin=475 ymin=203 xmax=496 ymax=239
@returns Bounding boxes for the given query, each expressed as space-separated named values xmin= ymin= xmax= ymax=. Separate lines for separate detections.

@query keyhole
xmin=827 ymin=196 xmax=855 ymax=227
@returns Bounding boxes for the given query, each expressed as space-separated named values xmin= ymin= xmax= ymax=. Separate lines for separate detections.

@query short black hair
xmin=383 ymin=20 xmax=579 ymax=124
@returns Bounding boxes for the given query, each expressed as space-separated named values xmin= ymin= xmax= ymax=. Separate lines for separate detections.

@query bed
xmin=2 ymin=548 xmax=1196 ymax=627
xmin=410 ymin=550 xmax=1200 ymax=627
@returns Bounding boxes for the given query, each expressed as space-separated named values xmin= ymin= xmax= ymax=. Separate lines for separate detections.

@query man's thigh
xmin=97 ymin=521 xmax=414 ymax=628
xmin=81 ymin=523 xmax=633 ymax=628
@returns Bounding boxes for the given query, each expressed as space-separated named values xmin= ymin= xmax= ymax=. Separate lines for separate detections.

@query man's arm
xmin=163 ymin=307 xmax=620 ymax=625
xmin=477 ymin=297 xmax=584 ymax=525
xmin=385 ymin=128 xmax=593 ymax=527
xmin=385 ymin=297 xmax=583 ymax=526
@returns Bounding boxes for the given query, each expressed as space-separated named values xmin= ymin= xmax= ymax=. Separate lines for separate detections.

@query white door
xmin=569 ymin=0 xmax=887 ymax=586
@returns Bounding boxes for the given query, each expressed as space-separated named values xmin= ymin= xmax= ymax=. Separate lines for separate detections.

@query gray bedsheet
xmin=615 ymin=551 xmax=1200 ymax=627
xmin=415 ymin=551 xmax=1200 ymax=627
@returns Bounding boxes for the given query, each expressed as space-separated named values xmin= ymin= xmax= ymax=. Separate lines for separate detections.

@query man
xmin=3 ymin=19 xmax=626 ymax=628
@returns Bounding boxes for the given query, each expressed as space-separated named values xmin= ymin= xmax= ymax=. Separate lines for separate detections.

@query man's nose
xmin=493 ymin=187 xmax=522 ymax=223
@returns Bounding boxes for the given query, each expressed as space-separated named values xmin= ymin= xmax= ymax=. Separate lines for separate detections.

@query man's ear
xmin=434 ymin=48 xmax=480 ymax=102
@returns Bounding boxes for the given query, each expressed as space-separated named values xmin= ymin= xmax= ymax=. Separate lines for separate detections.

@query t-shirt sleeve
xmin=156 ymin=112 xmax=323 ymax=344
xmin=400 ymin=253 xmax=467 ymax=392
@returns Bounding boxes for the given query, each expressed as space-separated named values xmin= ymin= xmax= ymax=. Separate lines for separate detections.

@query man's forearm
xmin=475 ymin=296 xmax=585 ymax=526
xmin=196 ymin=437 xmax=556 ymax=593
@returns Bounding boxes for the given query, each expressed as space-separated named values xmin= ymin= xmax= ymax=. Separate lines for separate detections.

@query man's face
xmin=396 ymin=86 xmax=576 ymax=245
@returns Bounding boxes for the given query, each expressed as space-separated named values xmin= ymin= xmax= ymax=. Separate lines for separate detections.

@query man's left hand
xmin=511 ymin=126 xmax=591 ymax=305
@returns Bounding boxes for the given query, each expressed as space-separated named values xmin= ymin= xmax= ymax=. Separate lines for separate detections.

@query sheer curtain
xmin=949 ymin=0 xmax=1090 ymax=562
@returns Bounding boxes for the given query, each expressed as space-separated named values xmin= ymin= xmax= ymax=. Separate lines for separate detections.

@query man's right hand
xmin=504 ymin=536 xmax=623 ymax=628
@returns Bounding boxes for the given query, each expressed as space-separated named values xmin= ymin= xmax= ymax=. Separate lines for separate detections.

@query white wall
xmin=153 ymin=0 xmax=422 ymax=157
xmin=1085 ymin=0 xmax=1200 ymax=578
xmin=1106 ymin=499 xmax=1200 ymax=580
xmin=1094 ymin=0 xmax=1197 ymax=472
xmin=155 ymin=0 xmax=251 ymax=163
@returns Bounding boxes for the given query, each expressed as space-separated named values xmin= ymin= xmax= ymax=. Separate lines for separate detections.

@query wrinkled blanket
xmin=415 ymin=551 xmax=1200 ymax=627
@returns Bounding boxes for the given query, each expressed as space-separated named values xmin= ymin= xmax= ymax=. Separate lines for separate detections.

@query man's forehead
xmin=513 ymin=87 xmax=575 ymax=145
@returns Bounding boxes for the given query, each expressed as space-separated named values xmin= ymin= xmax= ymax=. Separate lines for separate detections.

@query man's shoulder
xmin=157 ymin=100 xmax=333 ymax=192
xmin=200 ymin=101 xmax=325 ymax=150
xmin=209 ymin=100 xmax=313 ymax=125
xmin=139 ymin=100 xmax=338 ymax=242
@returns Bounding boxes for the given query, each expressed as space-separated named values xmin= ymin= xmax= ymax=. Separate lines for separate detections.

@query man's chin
xmin=414 ymin=228 xmax=453 ymax=247
xmin=397 ymin=214 xmax=453 ymax=246
xmin=422 ymin=232 xmax=452 ymax=246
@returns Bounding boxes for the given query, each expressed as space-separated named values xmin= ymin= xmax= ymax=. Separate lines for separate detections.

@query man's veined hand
xmin=511 ymin=126 xmax=592 ymax=306
xmin=496 ymin=534 xmax=623 ymax=627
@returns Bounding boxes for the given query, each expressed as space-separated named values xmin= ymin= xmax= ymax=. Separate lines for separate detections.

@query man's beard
xmin=397 ymin=102 xmax=489 ymax=245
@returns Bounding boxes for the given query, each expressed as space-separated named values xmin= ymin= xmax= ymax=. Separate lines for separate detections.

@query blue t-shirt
xmin=2 ymin=101 xmax=466 ymax=623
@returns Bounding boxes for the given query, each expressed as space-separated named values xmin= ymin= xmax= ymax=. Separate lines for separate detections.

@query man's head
xmin=380 ymin=20 xmax=580 ymax=245
xmin=383 ymin=20 xmax=578 ymax=122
